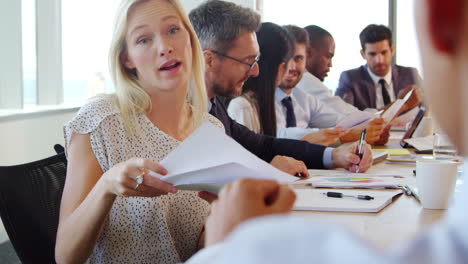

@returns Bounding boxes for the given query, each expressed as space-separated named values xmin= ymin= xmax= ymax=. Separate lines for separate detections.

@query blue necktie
xmin=281 ymin=96 xmax=296 ymax=127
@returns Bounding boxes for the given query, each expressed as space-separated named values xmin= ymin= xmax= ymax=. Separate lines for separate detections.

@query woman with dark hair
xmin=228 ymin=22 xmax=293 ymax=136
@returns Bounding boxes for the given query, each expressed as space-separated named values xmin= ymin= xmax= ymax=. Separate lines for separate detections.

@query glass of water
xmin=433 ymin=132 xmax=458 ymax=160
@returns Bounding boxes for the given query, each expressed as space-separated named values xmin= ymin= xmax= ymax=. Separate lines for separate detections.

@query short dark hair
xmin=283 ymin=25 xmax=309 ymax=47
xmin=242 ymin=22 xmax=294 ymax=136
xmin=189 ymin=0 xmax=261 ymax=53
xmin=359 ymin=24 xmax=393 ymax=50
xmin=303 ymin=25 xmax=332 ymax=50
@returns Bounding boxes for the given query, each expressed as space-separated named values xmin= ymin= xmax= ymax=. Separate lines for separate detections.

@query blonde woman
xmin=55 ymin=0 xmax=222 ymax=263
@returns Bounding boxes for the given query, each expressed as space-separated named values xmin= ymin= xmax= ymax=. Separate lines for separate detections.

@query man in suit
xmin=335 ymin=24 xmax=422 ymax=111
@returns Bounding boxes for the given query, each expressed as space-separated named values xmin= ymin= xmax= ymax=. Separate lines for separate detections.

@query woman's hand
xmin=102 ymin=158 xmax=177 ymax=197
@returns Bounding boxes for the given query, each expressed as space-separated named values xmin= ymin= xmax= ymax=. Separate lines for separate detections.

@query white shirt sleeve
xmin=300 ymin=88 xmax=345 ymax=129
xmin=298 ymin=72 xmax=360 ymax=115
xmin=227 ymin=97 xmax=261 ymax=133
xmin=276 ymin=126 xmax=319 ymax=140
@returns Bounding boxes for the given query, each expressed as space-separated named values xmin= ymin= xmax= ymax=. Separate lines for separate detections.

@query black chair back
xmin=0 ymin=152 xmax=67 ymax=264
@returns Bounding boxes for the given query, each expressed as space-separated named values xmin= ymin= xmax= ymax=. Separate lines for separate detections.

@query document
xmin=293 ymin=188 xmax=403 ymax=213
xmin=149 ymin=121 xmax=298 ymax=193
xmin=404 ymin=135 xmax=434 ymax=151
xmin=381 ymin=89 xmax=414 ymax=128
xmin=337 ymin=111 xmax=374 ymax=130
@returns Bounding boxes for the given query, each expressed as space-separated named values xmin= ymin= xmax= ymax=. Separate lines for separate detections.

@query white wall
xmin=0 ymin=110 xmax=77 ymax=166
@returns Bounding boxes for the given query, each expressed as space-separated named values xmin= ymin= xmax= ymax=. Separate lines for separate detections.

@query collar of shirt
xmin=207 ymin=96 xmax=215 ymax=112
xmin=366 ymin=64 xmax=392 ymax=85
xmin=275 ymin=87 xmax=293 ymax=104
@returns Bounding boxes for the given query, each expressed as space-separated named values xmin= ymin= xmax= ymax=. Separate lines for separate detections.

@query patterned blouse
xmin=63 ymin=95 xmax=224 ymax=263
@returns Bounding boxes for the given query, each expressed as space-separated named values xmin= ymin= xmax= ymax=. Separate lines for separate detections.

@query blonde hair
xmin=109 ymin=0 xmax=207 ymax=137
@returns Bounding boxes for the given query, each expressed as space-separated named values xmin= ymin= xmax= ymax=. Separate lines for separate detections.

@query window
xmin=262 ymin=0 xmax=389 ymax=91
xmin=61 ymin=0 xmax=120 ymax=104
xmin=22 ymin=0 xmax=37 ymax=106
xmin=395 ymin=0 xmax=422 ymax=76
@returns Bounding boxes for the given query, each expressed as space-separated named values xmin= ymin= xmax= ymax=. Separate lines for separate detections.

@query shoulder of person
xmin=293 ymin=86 xmax=316 ymax=101
xmin=393 ymin=64 xmax=419 ymax=74
xmin=228 ymin=95 xmax=253 ymax=110
xmin=338 ymin=66 xmax=362 ymax=81
xmin=65 ymin=94 xmax=121 ymax=135
xmin=205 ymin=111 xmax=226 ymax=132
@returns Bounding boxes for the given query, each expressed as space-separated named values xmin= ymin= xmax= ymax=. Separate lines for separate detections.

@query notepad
xmin=373 ymin=148 xmax=411 ymax=156
xmin=372 ymin=150 xmax=388 ymax=164
xmin=301 ymin=173 xmax=406 ymax=189
xmin=293 ymin=189 xmax=403 ymax=212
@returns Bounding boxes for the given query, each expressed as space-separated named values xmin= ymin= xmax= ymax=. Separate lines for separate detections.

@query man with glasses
xmin=189 ymin=0 xmax=373 ymax=174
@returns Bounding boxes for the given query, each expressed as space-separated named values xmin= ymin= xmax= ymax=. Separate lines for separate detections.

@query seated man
xmin=185 ymin=0 xmax=468 ymax=261
xmin=298 ymin=25 xmax=361 ymax=115
xmin=335 ymin=24 xmax=422 ymax=112
xmin=275 ymin=25 xmax=384 ymax=145
xmin=189 ymin=0 xmax=372 ymax=172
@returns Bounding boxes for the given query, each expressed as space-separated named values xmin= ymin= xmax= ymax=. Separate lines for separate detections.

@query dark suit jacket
xmin=335 ymin=65 xmax=421 ymax=110
xmin=209 ymin=96 xmax=327 ymax=169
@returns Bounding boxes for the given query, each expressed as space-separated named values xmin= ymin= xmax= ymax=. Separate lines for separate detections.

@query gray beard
xmin=212 ymin=83 xmax=238 ymax=98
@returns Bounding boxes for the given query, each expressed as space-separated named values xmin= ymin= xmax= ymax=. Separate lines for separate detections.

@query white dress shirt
xmin=226 ymin=94 xmax=335 ymax=169
xmin=275 ymin=87 xmax=344 ymax=140
xmin=367 ymin=66 xmax=396 ymax=109
xmin=297 ymin=71 xmax=360 ymax=115
xmin=227 ymin=95 xmax=261 ymax=134
xmin=186 ymin=160 xmax=468 ymax=264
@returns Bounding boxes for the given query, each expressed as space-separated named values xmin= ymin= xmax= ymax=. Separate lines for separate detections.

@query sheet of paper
xmin=293 ymin=188 xmax=403 ymax=212
xmin=404 ymin=135 xmax=434 ymax=150
xmin=372 ymin=150 xmax=388 ymax=164
xmin=381 ymin=89 xmax=414 ymax=127
xmin=337 ymin=111 xmax=374 ymax=130
xmin=149 ymin=121 xmax=298 ymax=193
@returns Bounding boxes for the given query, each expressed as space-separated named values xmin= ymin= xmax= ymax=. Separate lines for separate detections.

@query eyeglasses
xmin=211 ymin=50 xmax=260 ymax=76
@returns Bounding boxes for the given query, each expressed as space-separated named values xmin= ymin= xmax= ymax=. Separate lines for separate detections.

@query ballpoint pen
xmin=322 ymin=191 xmax=374 ymax=200
xmin=355 ymin=129 xmax=366 ymax=173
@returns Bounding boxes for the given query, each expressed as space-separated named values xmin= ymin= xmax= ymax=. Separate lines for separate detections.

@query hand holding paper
xmin=148 ymin=121 xmax=298 ymax=193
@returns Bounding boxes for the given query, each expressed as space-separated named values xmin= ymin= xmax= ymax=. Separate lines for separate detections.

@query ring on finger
xmin=134 ymin=183 xmax=140 ymax=191
xmin=134 ymin=172 xmax=144 ymax=185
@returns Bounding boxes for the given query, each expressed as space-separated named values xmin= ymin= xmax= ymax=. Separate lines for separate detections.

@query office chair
xmin=0 ymin=146 xmax=67 ymax=264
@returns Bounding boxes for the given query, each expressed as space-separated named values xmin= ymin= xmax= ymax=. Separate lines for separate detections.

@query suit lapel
xmin=391 ymin=64 xmax=399 ymax=97
xmin=361 ymin=66 xmax=376 ymax=108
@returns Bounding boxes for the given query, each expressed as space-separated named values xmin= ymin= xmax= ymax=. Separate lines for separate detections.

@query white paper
xmin=381 ymin=89 xmax=414 ymax=127
xmin=337 ymin=111 xmax=374 ymax=130
xmin=293 ymin=188 xmax=403 ymax=212
xmin=149 ymin=121 xmax=298 ymax=193
xmin=404 ymin=135 xmax=434 ymax=150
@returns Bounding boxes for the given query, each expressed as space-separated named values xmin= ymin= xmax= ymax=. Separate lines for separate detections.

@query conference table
xmin=292 ymin=132 xmax=452 ymax=250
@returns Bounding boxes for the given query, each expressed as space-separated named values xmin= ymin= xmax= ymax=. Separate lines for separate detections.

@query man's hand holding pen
xmin=331 ymin=131 xmax=373 ymax=173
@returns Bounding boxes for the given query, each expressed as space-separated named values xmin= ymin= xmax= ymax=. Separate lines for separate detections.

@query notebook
xmin=373 ymin=148 xmax=411 ymax=156
xmin=293 ymin=188 xmax=403 ymax=212
xmin=372 ymin=150 xmax=388 ymax=164
xmin=302 ymin=173 xmax=406 ymax=189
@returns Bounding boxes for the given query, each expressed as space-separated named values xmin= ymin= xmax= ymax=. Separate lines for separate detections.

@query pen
xmin=323 ymin=191 xmax=374 ymax=200
xmin=355 ymin=129 xmax=366 ymax=173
